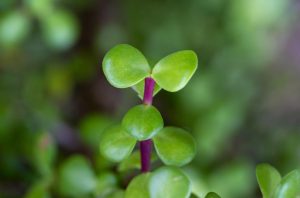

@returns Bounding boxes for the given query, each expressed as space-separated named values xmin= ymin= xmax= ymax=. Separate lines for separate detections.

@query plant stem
xmin=143 ymin=77 xmax=155 ymax=105
xmin=140 ymin=77 xmax=155 ymax=172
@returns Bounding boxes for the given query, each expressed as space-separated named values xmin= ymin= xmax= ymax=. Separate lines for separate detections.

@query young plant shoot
xmin=100 ymin=44 xmax=198 ymax=198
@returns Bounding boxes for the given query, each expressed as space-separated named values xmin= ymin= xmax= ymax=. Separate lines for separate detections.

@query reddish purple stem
xmin=143 ymin=77 xmax=155 ymax=105
xmin=140 ymin=77 xmax=155 ymax=172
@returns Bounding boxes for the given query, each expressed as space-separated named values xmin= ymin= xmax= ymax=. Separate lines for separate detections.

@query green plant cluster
xmin=100 ymin=44 xmax=219 ymax=198
xmin=0 ymin=0 xmax=79 ymax=50
xmin=256 ymin=164 xmax=300 ymax=198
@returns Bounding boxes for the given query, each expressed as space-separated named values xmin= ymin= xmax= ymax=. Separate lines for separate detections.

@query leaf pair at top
xmin=99 ymin=104 xmax=196 ymax=167
xmin=256 ymin=163 xmax=300 ymax=198
xmin=102 ymin=44 xmax=198 ymax=94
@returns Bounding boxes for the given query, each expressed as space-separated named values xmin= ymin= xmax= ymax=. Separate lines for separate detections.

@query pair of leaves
xmin=102 ymin=44 xmax=198 ymax=94
xmin=125 ymin=166 xmax=191 ymax=198
xmin=100 ymin=121 xmax=196 ymax=167
xmin=256 ymin=163 xmax=300 ymax=198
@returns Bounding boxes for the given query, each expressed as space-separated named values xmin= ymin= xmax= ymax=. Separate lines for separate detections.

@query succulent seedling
xmin=100 ymin=44 xmax=198 ymax=197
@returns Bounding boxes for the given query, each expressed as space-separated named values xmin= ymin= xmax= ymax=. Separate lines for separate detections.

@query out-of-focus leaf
xmin=25 ymin=180 xmax=51 ymax=198
xmin=106 ymin=189 xmax=125 ymax=198
xmin=0 ymin=11 xmax=30 ymax=48
xmin=205 ymin=192 xmax=221 ymax=198
xmin=125 ymin=173 xmax=151 ymax=198
xmin=151 ymin=50 xmax=198 ymax=92
xmin=99 ymin=125 xmax=136 ymax=162
xmin=132 ymin=80 xmax=161 ymax=99
xmin=79 ymin=114 xmax=113 ymax=150
xmin=256 ymin=163 xmax=281 ymax=198
xmin=95 ymin=171 xmax=118 ymax=196
xmin=208 ymin=160 xmax=255 ymax=198
xmin=33 ymin=132 xmax=56 ymax=176
xmin=24 ymin=0 xmax=54 ymax=18
xmin=102 ymin=44 xmax=150 ymax=88
xmin=153 ymin=127 xmax=196 ymax=166
xmin=183 ymin=167 xmax=209 ymax=198
xmin=149 ymin=166 xmax=191 ymax=198
xmin=122 ymin=104 xmax=163 ymax=140
xmin=46 ymin=66 xmax=73 ymax=99
xmin=273 ymin=169 xmax=300 ymax=198
xmin=58 ymin=155 xmax=96 ymax=197
xmin=41 ymin=10 xmax=79 ymax=50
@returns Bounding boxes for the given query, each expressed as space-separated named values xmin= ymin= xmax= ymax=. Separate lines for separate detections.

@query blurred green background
xmin=0 ymin=0 xmax=299 ymax=197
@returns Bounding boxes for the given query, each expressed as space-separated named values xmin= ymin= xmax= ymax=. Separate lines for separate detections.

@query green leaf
xmin=151 ymin=50 xmax=198 ymax=92
xmin=58 ymin=155 xmax=96 ymax=197
xmin=122 ymin=104 xmax=163 ymax=140
xmin=95 ymin=171 xmax=118 ymax=196
xmin=205 ymin=192 xmax=221 ymax=198
xmin=256 ymin=163 xmax=281 ymax=198
xmin=125 ymin=173 xmax=151 ymax=198
xmin=273 ymin=169 xmax=300 ymax=198
xmin=33 ymin=132 xmax=56 ymax=176
xmin=41 ymin=10 xmax=79 ymax=50
xmin=99 ymin=125 xmax=136 ymax=162
xmin=102 ymin=44 xmax=151 ymax=88
xmin=149 ymin=166 xmax=191 ymax=198
xmin=0 ymin=11 xmax=31 ymax=48
xmin=153 ymin=127 xmax=196 ymax=166
xmin=25 ymin=180 xmax=51 ymax=198
xmin=107 ymin=189 xmax=125 ymax=198
xmin=79 ymin=114 xmax=113 ymax=150
xmin=132 ymin=80 xmax=161 ymax=99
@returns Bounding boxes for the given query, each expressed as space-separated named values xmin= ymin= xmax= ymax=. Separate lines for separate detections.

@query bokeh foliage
xmin=0 ymin=0 xmax=299 ymax=197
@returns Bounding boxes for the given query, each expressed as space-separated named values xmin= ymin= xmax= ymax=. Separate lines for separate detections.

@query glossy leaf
xmin=256 ymin=163 xmax=281 ymax=198
xmin=153 ymin=127 xmax=196 ymax=166
xmin=58 ymin=155 xmax=96 ymax=197
xmin=205 ymin=192 xmax=221 ymax=198
xmin=132 ymin=80 xmax=161 ymax=99
xmin=273 ymin=169 xmax=300 ymax=198
xmin=151 ymin=50 xmax=198 ymax=92
xmin=102 ymin=44 xmax=151 ymax=88
xmin=99 ymin=125 xmax=136 ymax=162
xmin=149 ymin=166 xmax=191 ymax=198
xmin=125 ymin=173 xmax=151 ymax=198
xmin=122 ymin=104 xmax=163 ymax=140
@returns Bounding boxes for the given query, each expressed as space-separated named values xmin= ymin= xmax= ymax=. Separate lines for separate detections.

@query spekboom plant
xmin=99 ymin=44 xmax=220 ymax=198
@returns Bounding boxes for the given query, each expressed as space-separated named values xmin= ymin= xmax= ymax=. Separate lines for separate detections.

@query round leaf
xmin=153 ymin=127 xmax=196 ymax=166
xmin=0 ymin=11 xmax=31 ymax=48
xmin=256 ymin=163 xmax=281 ymax=198
xmin=58 ymin=155 xmax=96 ymax=197
xmin=149 ymin=166 xmax=191 ymax=198
xmin=125 ymin=173 xmax=151 ymax=198
xmin=151 ymin=50 xmax=198 ymax=92
xmin=99 ymin=125 xmax=136 ymax=162
xmin=102 ymin=44 xmax=151 ymax=88
xmin=122 ymin=104 xmax=163 ymax=140
xmin=132 ymin=80 xmax=161 ymax=99
xmin=205 ymin=192 xmax=221 ymax=198
xmin=41 ymin=10 xmax=79 ymax=50
xmin=273 ymin=169 xmax=300 ymax=198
